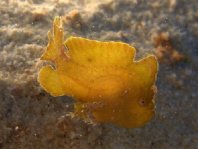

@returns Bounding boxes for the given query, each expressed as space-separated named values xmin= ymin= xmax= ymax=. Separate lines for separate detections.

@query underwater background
xmin=0 ymin=0 xmax=197 ymax=149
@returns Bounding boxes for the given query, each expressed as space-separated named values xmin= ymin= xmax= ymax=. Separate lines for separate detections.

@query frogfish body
xmin=38 ymin=16 xmax=158 ymax=128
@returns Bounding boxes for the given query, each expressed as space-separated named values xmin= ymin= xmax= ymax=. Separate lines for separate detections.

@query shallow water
xmin=0 ymin=0 xmax=197 ymax=149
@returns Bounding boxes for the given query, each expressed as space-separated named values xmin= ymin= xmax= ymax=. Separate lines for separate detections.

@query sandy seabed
xmin=0 ymin=0 xmax=198 ymax=149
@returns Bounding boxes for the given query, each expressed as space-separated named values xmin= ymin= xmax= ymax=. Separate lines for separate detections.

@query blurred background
xmin=0 ymin=0 xmax=197 ymax=148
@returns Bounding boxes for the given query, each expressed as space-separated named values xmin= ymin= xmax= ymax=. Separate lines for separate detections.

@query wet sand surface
xmin=0 ymin=0 xmax=197 ymax=148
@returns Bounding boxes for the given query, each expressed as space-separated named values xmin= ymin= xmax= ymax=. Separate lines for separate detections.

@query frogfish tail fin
xmin=40 ymin=16 xmax=64 ymax=62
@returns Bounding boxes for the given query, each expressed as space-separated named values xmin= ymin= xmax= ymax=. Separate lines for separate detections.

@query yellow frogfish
xmin=38 ymin=16 xmax=158 ymax=128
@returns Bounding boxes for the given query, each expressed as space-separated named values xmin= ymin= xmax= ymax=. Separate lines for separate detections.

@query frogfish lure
xmin=38 ymin=16 xmax=158 ymax=128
